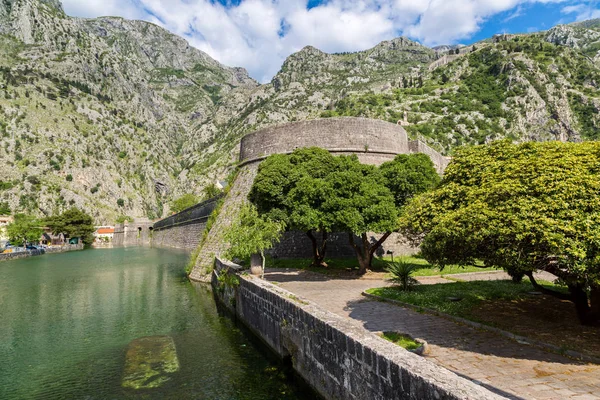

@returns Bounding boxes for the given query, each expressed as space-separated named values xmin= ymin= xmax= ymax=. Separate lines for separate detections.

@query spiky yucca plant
xmin=386 ymin=260 xmax=419 ymax=291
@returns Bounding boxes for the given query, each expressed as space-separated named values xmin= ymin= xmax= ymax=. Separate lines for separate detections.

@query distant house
xmin=40 ymin=230 xmax=66 ymax=246
xmin=94 ymin=226 xmax=115 ymax=243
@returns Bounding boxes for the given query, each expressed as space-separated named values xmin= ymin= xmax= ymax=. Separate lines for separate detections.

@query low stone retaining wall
xmin=212 ymin=258 xmax=502 ymax=400
xmin=46 ymin=244 xmax=84 ymax=254
xmin=0 ymin=249 xmax=44 ymax=262
xmin=0 ymin=244 xmax=84 ymax=262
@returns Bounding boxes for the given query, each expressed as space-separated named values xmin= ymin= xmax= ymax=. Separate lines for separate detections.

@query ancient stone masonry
xmin=152 ymin=196 xmax=223 ymax=250
xmin=212 ymin=258 xmax=502 ymax=400
xmin=113 ymin=219 xmax=154 ymax=247
xmin=182 ymin=117 xmax=449 ymax=281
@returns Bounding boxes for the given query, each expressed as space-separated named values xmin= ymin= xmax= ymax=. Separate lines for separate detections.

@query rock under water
xmin=122 ymin=335 xmax=180 ymax=390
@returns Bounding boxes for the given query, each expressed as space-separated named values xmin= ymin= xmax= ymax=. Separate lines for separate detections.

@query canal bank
xmin=212 ymin=258 xmax=503 ymax=400
xmin=0 ymin=243 xmax=84 ymax=263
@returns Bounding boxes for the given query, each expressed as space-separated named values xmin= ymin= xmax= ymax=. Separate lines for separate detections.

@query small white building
xmin=94 ymin=226 xmax=115 ymax=243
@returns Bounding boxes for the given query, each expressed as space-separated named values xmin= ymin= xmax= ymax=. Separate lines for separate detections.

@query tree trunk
xmin=590 ymin=286 xmax=600 ymax=326
xmin=348 ymin=232 xmax=392 ymax=275
xmin=528 ymin=273 xmax=599 ymax=326
xmin=306 ymin=231 xmax=328 ymax=267
xmin=569 ymin=284 xmax=595 ymax=325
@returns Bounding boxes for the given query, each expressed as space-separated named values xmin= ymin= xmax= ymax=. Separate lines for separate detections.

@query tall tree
xmin=324 ymin=156 xmax=398 ymax=274
xmin=45 ymin=208 xmax=95 ymax=244
xmin=401 ymin=140 xmax=600 ymax=326
xmin=7 ymin=214 xmax=43 ymax=246
xmin=249 ymin=148 xmax=338 ymax=267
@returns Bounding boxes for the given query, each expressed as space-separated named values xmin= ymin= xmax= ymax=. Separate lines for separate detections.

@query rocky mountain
xmin=0 ymin=0 xmax=599 ymax=223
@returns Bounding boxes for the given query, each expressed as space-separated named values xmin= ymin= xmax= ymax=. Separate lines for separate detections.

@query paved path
xmin=265 ymin=269 xmax=600 ymax=400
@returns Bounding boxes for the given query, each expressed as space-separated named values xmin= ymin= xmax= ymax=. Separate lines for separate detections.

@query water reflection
xmin=0 ymin=248 xmax=314 ymax=399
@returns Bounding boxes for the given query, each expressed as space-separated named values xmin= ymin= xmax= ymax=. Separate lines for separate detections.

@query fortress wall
xmin=189 ymin=164 xmax=260 ymax=282
xmin=113 ymin=220 xmax=153 ymax=246
xmin=408 ymin=140 xmax=451 ymax=173
xmin=213 ymin=259 xmax=502 ymax=400
xmin=187 ymin=118 xmax=446 ymax=281
xmin=270 ymin=232 xmax=418 ymax=259
xmin=240 ymin=117 xmax=409 ymax=166
xmin=151 ymin=197 xmax=222 ymax=251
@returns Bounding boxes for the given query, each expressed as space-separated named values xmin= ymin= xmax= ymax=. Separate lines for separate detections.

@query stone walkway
xmin=265 ymin=269 xmax=600 ymax=400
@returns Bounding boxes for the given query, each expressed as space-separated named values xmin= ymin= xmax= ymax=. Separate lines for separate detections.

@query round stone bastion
xmin=239 ymin=117 xmax=410 ymax=166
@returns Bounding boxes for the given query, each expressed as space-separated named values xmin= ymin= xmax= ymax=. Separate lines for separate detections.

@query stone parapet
xmin=240 ymin=117 xmax=410 ymax=166
xmin=212 ymin=258 xmax=503 ymax=400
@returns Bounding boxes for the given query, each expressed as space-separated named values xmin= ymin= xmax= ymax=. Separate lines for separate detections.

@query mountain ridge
xmin=0 ymin=0 xmax=599 ymax=223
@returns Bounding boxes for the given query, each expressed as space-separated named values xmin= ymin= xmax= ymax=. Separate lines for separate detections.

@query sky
xmin=61 ymin=0 xmax=600 ymax=83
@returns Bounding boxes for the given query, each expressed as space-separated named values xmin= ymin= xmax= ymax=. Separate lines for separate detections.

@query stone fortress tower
xmin=189 ymin=117 xmax=449 ymax=281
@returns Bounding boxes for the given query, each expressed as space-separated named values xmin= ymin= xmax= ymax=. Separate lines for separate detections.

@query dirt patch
xmin=470 ymin=295 xmax=600 ymax=359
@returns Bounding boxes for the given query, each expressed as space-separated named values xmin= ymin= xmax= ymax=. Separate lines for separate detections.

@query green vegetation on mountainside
xmin=1 ymin=0 xmax=599 ymax=223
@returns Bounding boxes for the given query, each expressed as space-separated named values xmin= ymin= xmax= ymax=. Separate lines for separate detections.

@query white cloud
xmin=61 ymin=0 xmax=576 ymax=82
xmin=562 ymin=2 xmax=600 ymax=21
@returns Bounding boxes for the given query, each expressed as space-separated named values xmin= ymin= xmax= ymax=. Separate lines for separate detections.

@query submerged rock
xmin=122 ymin=335 xmax=180 ymax=390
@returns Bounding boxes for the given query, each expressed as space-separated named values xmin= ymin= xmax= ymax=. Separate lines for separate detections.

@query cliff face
xmin=0 ymin=0 xmax=599 ymax=222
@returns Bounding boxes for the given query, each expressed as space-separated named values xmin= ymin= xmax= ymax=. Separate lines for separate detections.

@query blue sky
xmin=61 ymin=0 xmax=600 ymax=82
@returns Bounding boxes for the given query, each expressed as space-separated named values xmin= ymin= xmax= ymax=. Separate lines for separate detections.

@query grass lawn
xmin=366 ymin=281 xmax=600 ymax=359
xmin=380 ymin=332 xmax=422 ymax=351
xmin=267 ymin=256 xmax=498 ymax=277
xmin=365 ymin=280 xmax=559 ymax=317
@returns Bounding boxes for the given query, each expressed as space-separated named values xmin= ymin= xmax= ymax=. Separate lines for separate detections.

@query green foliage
xmin=380 ymin=332 xmax=422 ymax=351
xmin=202 ymin=183 xmax=222 ymax=200
xmin=66 ymin=174 xmax=73 ymax=182
xmin=401 ymin=140 xmax=600 ymax=325
xmin=0 ymin=201 xmax=11 ymax=215
xmin=224 ymin=203 xmax=284 ymax=263
xmin=366 ymin=279 xmax=561 ymax=319
xmin=7 ymin=214 xmax=43 ymax=246
xmin=45 ymin=207 xmax=96 ymax=244
xmin=386 ymin=260 xmax=420 ymax=291
xmin=380 ymin=153 xmax=440 ymax=209
xmin=117 ymin=198 xmax=125 ymax=207
xmin=118 ymin=151 xmax=127 ymax=159
xmin=0 ymin=181 xmax=14 ymax=191
xmin=116 ymin=215 xmax=134 ymax=223
xmin=170 ymin=193 xmax=199 ymax=214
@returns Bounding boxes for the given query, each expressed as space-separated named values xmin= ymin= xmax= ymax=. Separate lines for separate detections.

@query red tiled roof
xmin=97 ymin=228 xmax=115 ymax=234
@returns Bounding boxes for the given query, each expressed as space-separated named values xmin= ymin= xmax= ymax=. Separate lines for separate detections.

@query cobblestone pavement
xmin=265 ymin=269 xmax=600 ymax=400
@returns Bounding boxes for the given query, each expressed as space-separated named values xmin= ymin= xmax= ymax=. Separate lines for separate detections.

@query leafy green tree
xmin=323 ymin=156 xmax=398 ymax=274
xmin=224 ymin=204 xmax=284 ymax=274
xmin=45 ymin=208 xmax=95 ymax=245
xmin=401 ymin=140 xmax=600 ymax=326
xmin=7 ymin=214 xmax=42 ymax=246
xmin=170 ymin=193 xmax=199 ymax=213
xmin=249 ymin=148 xmax=338 ymax=267
xmin=117 ymin=198 xmax=125 ymax=207
xmin=380 ymin=153 xmax=441 ymax=209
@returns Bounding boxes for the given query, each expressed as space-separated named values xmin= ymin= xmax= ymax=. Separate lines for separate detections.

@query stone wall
xmin=151 ymin=196 xmax=222 ymax=250
xmin=188 ymin=117 xmax=447 ymax=281
xmin=113 ymin=220 xmax=153 ymax=246
xmin=240 ymin=117 xmax=410 ymax=166
xmin=0 ymin=244 xmax=83 ymax=262
xmin=190 ymin=165 xmax=260 ymax=282
xmin=270 ymin=232 xmax=417 ymax=259
xmin=212 ymin=258 xmax=502 ymax=400
xmin=408 ymin=140 xmax=451 ymax=174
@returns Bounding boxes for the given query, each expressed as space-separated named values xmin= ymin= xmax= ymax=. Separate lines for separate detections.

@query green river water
xmin=0 ymin=247 xmax=315 ymax=399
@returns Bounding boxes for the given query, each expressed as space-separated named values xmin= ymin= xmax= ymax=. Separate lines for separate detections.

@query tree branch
xmin=526 ymin=272 xmax=571 ymax=301
xmin=369 ymin=232 xmax=392 ymax=257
